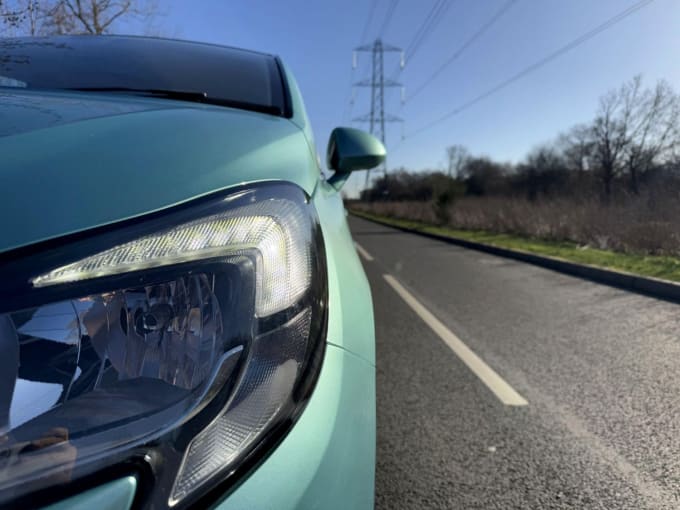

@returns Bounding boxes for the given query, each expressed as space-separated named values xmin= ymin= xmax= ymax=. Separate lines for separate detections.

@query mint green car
xmin=0 ymin=36 xmax=382 ymax=510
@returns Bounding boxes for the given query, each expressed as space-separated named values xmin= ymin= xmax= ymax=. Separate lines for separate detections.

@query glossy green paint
xmin=42 ymin=476 xmax=136 ymax=510
xmin=313 ymin=181 xmax=376 ymax=365
xmin=208 ymin=176 xmax=379 ymax=509
xmin=279 ymin=59 xmax=316 ymax=155
xmin=0 ymin=90 xmax=319 ymax=253
xmin=326 ymin=127 xmax=386 ymax=173
xmin=212 ymin=345 xmax=375 ymax=510
xmin=37 ymin=182 xmax=377 ymax=510
xmin=12 ymin=60 xmax=376 ymax=510
xmin=0 ymin=88 xmax=176 ymax=137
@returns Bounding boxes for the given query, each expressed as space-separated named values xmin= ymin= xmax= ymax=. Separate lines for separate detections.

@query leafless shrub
xmin=352 ymin=200 xmax=438 ymax=224
xmin=353 ymin=194 xmax=680 ymax=256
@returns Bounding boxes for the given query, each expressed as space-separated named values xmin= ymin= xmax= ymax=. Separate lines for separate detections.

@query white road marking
xmin=383 ymin=274 xmax=528 ymax=407
xmin=355 ymin=242 xmax=374 ymax=261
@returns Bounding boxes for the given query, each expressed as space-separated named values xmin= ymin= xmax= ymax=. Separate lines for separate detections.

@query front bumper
xmin=42 ymin=344 xmax=376 ymax=510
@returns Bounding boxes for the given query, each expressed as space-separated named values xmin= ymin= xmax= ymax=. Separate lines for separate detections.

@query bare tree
xmin=446 ymin=144 xmax=469 ymax=178
xmin=590 ymin=81 xmax=633 ymax=200
xmin=56 ymin=0 xmax=157 ymax=34
xmin=460 ymin=156 xmax=507 ymax=196
xmin=558 ymin=124 xmax=593 ymax=178
xmin=622 ymin=79 xmax=680 ymax=194
xmin=517 ymin=145 xmax=569 ymax=201
xmin=2 ymin=0 xmax=66 ymax=34
xmin=40 ymin=1 xmax=76 ymax=33
xmin=589 ymin=76 xmax=680 ymax=200
xmin=1 ymin=0 xmax=36 ymax=33
xmin=1 ymin=0 xmax=158 ymax=35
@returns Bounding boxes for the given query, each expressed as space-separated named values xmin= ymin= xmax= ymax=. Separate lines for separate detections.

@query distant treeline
xmin=359 ymin=75 xmax=680 ymax=204
xmin=351 ymin=76 xmax=680 ymax=256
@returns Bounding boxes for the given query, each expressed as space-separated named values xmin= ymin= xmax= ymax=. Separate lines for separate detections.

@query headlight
xmin=0 ymin=183 xmax=327 ymax=509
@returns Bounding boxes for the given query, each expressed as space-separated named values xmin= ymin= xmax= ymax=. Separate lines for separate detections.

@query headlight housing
xmin=0 ymin=183 xmax=327 ymax=509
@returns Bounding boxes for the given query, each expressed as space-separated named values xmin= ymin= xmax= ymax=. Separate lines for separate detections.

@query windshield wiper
xmin=64 ymin=87 xmax=283 ymax=116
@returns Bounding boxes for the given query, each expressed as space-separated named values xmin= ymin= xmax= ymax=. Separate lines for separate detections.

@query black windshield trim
xmin=61 ymin=87 xmax=283 ymax=116
xmin=274 ymin=56 xmax=294 ymax=119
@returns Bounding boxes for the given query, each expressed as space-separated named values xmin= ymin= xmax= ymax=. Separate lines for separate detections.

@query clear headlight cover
xmin=0 ymin=183 xmax=327 ymax=509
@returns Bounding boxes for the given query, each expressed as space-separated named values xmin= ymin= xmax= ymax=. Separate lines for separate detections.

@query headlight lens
xmin=0 ymin=183 xmax=327 ymax=509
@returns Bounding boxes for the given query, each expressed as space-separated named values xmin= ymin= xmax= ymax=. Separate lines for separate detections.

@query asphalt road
xmin=349 ymin=215 xmax=680 ymax=510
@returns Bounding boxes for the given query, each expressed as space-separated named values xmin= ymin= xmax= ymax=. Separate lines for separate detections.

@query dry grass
xmin=351 ymin=195 xmax=680 ymax=256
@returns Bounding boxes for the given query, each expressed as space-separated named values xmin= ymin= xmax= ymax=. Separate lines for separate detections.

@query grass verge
xmin=350 ymin=209 xmax=680 ymax=283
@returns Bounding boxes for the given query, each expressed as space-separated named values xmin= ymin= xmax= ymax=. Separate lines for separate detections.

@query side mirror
xmin=326 ymin=127 xmax=386 ymax=189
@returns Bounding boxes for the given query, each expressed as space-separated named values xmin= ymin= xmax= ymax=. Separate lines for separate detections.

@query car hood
xmin=0 ymin=89 xmax=319 ymax=253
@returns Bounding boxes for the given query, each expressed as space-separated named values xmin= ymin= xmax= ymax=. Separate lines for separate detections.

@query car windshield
xmin=0 ymin=36 xmax=285 ymax=115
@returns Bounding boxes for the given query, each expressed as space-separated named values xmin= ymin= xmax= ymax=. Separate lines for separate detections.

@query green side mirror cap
xmin=326 ymin=127 xmax=386 ymax=173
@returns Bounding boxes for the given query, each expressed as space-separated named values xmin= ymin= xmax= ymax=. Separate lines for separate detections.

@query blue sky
xmin=125 ymin=0 xmax=679 ymax=196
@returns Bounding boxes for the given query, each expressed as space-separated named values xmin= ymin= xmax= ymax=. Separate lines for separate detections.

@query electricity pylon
xmin=352 ymin=39 xmax=404 ymax=190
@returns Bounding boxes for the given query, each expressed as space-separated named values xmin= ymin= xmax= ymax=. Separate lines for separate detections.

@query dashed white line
xmin=383 ymin=274 xmax=528 ymax=407
xmin=355 ymin=242 xmax=374 ymax=261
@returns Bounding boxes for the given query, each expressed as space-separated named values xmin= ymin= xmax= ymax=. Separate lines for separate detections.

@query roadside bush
xmin=432 ymin=188 xmax=455 ymax=225
xmin=351 ymin=193 xmax=680 ymax=256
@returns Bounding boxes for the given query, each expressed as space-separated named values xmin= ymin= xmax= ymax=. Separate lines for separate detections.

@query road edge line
xmin=383 ymin=273 xmax=528 ymax=407
xmin=354 ymin=242 xmax=374 ymax=261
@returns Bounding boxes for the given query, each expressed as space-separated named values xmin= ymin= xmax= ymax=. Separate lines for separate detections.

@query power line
xmin=384 ymin=0 xmax=455 ymax=103
xmin=341 ymin=69 xmax=355 ymax=124
xmin=359 ymin=0 xmax=379 ymax=43
xmin=378 ymin=0 xmax=400 ymax=37
xmin=407 ymin=0 xmax=655 ymax=139
xmin=343 ymin=0 xmax=381 ymax=124
xmin=404 ymin=0 xmax=453 ymax=60
xmin=406 ymin=0 xmax=517 ymax=104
